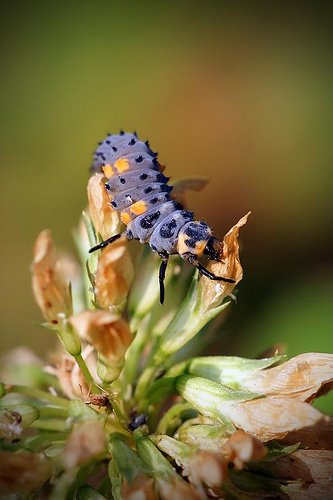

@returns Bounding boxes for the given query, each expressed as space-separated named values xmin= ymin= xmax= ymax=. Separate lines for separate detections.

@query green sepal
xmin=76 ymin=485 xmax=107 ymax=499
xmin=176 ymin=374 xmax=260 ymax=423
xmin=108 ymin=436 xmax=150 ymax=484
xmin=133 ymin=429 xmax=174 ymax=480
xmin=186 ymin=354 xmax=285 ymax=387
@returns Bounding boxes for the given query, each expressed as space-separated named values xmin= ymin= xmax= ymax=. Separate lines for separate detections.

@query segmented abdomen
xmin=92 ymin=131 xmax=194 ymax=255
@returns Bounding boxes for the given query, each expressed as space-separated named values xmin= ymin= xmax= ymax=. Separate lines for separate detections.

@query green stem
xmin=134 ymin=364 xmax=158 ymax=403
xmin=38 ymin=406 xmax=69 ymax=419
xmin=156 ymin=402 xmax=195 ymax=435
xmin=5 ymin=385 xmax=70 ymax=407
xmin=74 ymin=354 xmax=101 ymax=394
xmin=121 ymin=314 xmax=151 ymax=397
xmin=31 ymin=418 xmax=68 ymax=432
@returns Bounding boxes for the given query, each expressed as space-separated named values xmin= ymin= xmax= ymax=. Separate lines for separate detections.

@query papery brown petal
xmin=122 ymin=475 xmax=157 ymax=500
xmin=200 ymin=212 xmax=251 ymax=310
xmin=95 ymin=238 xmax=134 ymax=309
xmin=226 ymin=397 xmax=323 ymax=442
xmin=281 ymin=416 xmax=333 ymax=450
xmin=0 ymin=451 xmax=52 ymax=493
xmin=223 ymin=430 xmax=267 ymax=469
xmin=70 ymin=310 xmax=132 ymax=363
xmin=283 ymin=481 xmax=333 ymax=500
xmin=64 ymin=420 xmax=106 ymax=470
xmin=87 ymin=173 xmax=122 ymax=240
xmin=263 ymin=449 xmax=333 ymax=484
xmin=31 ymin=230 xmax=72 ymax=324
xmin=243 ymin=353 xmax=333 ymax=402
xmin=172 ymin=177 xmax=209 ymax=207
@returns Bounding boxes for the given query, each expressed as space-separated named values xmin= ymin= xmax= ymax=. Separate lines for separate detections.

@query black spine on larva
xmin=92 ymin=131 xmax=198 ymax=255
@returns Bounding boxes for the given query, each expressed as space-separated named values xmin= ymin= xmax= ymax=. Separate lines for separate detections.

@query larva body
xmin=91 ymin=131 xmax=234 ymax=303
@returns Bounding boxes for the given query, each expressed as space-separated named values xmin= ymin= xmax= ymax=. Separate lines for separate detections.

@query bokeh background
xmin=1 ymin=2 xmax=332 ymax=411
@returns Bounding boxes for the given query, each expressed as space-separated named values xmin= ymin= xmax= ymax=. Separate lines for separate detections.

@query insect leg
xmin=197 ymin=262 xmax=236 ymax=283
xmin=89 ymin=233 xmax=122 ymax=253
xmin=158 ymin=254 xmax=169 ymax=305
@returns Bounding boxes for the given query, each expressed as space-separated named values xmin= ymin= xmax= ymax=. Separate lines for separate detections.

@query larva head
xmin=177 ymin=221 xmax=212 ymax=264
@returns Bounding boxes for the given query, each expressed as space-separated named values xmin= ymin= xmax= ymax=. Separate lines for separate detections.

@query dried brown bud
xmin=0 ymin=451 xmax=52 ymax=493
xmin=31 ymin=230 xmax=72 ymax=325
xmin=64 ymin=420 xmax=107 ymax=470
xmin=95 ymin=238 xmax=134 ymax=310
xmin=87 ymin=173 xmax=121 ymax=240
xmin=184 ymin=450 xmax=228 ymax=488
xmin=70 ymin=310 xmax=132 ymax=363
xmin=223 ymin=430 xmax=267 ymax=469
xmin=122 ymin=474 xmax=157 ymax=500
xmin=157 ymin=477 xmax=201 ymax=500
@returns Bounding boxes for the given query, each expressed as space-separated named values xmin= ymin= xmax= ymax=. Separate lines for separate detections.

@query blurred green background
xmin=1 ymin=2 xmax=332 ymax=411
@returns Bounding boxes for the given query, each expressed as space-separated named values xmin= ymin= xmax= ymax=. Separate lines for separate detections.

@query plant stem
xmin=74 ymin=354 xmax=101 ymax=394
xmin=121 ymin=314 xmax=151 ymax=397
xmin=5 ymin=385 xmax=70 ymax=407
xmin=31 ymin=418 xmax=68 ymax=432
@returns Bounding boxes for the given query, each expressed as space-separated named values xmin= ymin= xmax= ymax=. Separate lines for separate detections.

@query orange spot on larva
xmin=102 ymin=164 xmax=114 ymax=179
xmin=114 ymin=158 xmax=130 ymax=173
xmin=130 ymin=200 xmax=148 ymax=216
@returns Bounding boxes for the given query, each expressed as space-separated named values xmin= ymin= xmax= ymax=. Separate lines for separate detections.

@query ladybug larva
xmin=90 ymin=130 xmax=235 ymax=304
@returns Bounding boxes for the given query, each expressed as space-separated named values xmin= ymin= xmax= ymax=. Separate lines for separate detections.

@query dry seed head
xmin=70 ymin=310 xmax=132 ymax=363
xmin=95 ymin=238 xmax=134 ymax=309
xmin=87 ymin=172 xmax=122 ymax=239
xmin=31 ymin=230 xmax=72 ymax=325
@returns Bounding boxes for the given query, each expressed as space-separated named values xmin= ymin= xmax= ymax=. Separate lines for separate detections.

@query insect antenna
xmin=197 ymin=262 xmax=236 ymax=283
xmin=89 ymin=233 xmax=122 ymax=253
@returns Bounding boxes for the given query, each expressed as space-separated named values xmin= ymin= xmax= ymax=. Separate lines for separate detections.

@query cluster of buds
xmin=0 ymin=174 xmax=332 ymax=498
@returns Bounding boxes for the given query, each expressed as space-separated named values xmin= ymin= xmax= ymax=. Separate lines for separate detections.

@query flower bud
xmin=176 ymin=374 xmax=258 ymax=423
xmin=156 ymin=434 xmax=227 ymax=489
xmin=223 ymin=430 xmax=267 ymax=469
xmin=95 ymin=238 xmax=134 ymax=311
xmin=186 ymin=354 xmax=283 ymax=387
xmin=87 ymin=173 xmax=122 ymax=240
xmin=178 ymin=423 xmax=231 ymax=452
xmin=122 ymin=475 xmax=157 ymax=500
xmin=31 ymin=230 xmax=72 ymax=325
xmin=70 ymin=311 xmax=132 ymax=382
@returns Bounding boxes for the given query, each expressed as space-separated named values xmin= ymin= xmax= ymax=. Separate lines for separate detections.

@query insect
xmin=90 ymin=130 xmax=235 ymax=304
